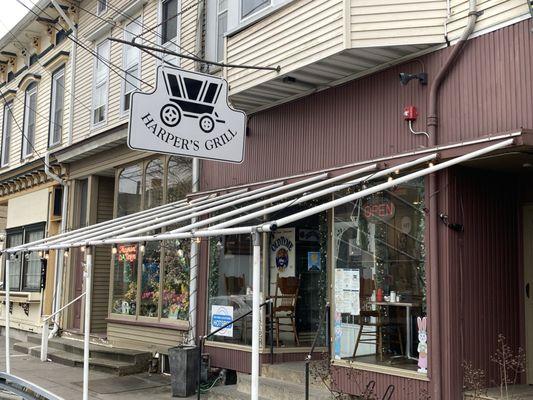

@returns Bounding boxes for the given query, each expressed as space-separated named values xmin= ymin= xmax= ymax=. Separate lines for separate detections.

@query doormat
xmin=72 ymin=375 xmax=170 ymax=394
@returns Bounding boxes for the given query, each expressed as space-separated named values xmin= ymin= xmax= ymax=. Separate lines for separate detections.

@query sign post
xmin=128 ymin=66 xmax=246 ymax=163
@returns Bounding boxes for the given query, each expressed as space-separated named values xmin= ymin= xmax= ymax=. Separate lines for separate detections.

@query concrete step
xmin=26 ymin=334 xmax=151 ymax=365
xmin=13 ymin=341 xmax=149 ymax=376
xmin=261 ymin=361 xmax=329 ymax=389
xmin=237 ymin=373 xmax=332 ymax=400
xmin=207 ymin=384 xmax=269 ymax=400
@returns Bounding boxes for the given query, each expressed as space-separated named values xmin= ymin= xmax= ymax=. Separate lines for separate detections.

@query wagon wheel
xmin=199 ymin=115 xmax=215 ymax=133
xmin=160 ymin=104 xmax=181 ymax=127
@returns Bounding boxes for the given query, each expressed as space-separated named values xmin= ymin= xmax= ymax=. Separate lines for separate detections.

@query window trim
xmin=91 ymin=39 xmax=110 ymax=129
xmin=240 ymin=0 xmax=272 ymax=21
xmin=159 ymin=0 xmax=181 ymax=67
xmin=48 ymin=65 xmax=65 ymax=148
xmin=216 ymin=0 xmax=229 ymax=63
xmin=120 ymin=15 xmax=143 ymax=116
xmin=1 ymin=101 xmax=13 ymax=168
xmin=21 ymin=82 xmax=38 ymax=160
xmin=161 ymin=0 xmax=180 ymax=45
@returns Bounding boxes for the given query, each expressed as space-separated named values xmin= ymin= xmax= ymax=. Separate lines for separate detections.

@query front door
xmin=523 ymin=205 xmax=533 ymax=384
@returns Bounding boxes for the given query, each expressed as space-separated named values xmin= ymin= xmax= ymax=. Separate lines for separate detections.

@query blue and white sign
xmin=210 ymin=305 xmax=234 ymax=337
xmin=129 ymin=66 xmax=246 ymax=163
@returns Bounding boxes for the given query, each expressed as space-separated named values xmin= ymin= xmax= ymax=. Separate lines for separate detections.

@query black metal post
xmin=269 ymin=300 xmax=274 ymax=364
xmin=197 ymin=338 xmax=203 ymax=400
xmin=304 ymin=360 xmax=310 ymax=400
xmin=325 ymin=302 xmax=331 ymax=359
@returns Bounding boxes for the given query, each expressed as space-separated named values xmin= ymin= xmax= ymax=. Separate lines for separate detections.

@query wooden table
xmin=367 ymin=300 xmax=420 ymax=360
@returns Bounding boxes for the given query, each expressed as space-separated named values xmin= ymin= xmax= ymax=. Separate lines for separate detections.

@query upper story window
xmin=216 ymin=0 xmax=228 ymax=62
xmin=22 ymin=82 xmax=37 ymax=159
xmin=122 ymin=17 xmax=142 ymax=113
xmin=92 ymin=39 xmax=110 ymax=126
xmin=1 ymin=102 xmax=13 ymax=167
xmin=117 ymin=164 xmax=143 ymax=217
xmin=241 ymin=0 xmax=271 ymax=19
xmin=145 ymin=159 xmax=164 ymax=209
xmin=49 ymin=67 xmax=65 ymax=147
xmin=162 ymin=0 xmax=179 ymax=44
xmin=97 ymin=0 xmax=107 ymax=15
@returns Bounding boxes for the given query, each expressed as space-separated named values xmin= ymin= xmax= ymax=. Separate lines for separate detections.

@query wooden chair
xmin=270 ymin=274 xmax=301 ymax=347
xmin=353 ymin=306 xmax=404 ymax=361
xmin=224 ymin=274 xmax=245 ymax=295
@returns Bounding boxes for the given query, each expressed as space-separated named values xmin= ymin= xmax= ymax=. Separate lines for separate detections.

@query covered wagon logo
xmin=128 ymin=66 xmax=246 ymax=163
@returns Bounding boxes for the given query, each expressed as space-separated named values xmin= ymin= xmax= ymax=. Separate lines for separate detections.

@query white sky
xmin=0 ymin=0 xmax=29 ymax=38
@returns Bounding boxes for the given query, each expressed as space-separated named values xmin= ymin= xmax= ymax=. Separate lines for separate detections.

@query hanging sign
xmin=128 ymin=66 xmax=246 ymax=163
xmin=211 ymin=305 xmax=234 ymax=337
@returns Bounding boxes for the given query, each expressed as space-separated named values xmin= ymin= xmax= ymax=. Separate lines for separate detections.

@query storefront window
xmin=23 ymin=229 xmax=44 ymax=290
xmin=140 ymin=241 xmax=160 ymax=317
xmin=6 ymin=233 xmax=23 ymax=290
xmin=112 ymin=244 xmax=138 ymax=315
xmin=167 ymin=156 xmax=192 ymax=203
xmin=145 ymin=159 xmax=164 ymax=209
xmin=333 ymin=178 xmax=425 ymax=371
xmin=208 ymin=234 xmax=253 ymax=345
xmin=117 ymin=165 xmax=142 ymax=217
xmin=162 ymin=240 xmax=190 ymax=320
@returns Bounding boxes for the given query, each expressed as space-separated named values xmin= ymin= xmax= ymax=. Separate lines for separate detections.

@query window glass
xmin=112 ymin=244 xmax=138 ymax=315
xmin=161 ymin=240 xmax=190 ymax=320
xmin=216 ymin=0 xmax=228 ymax=62
xmin=50 ymin=68 xmax=65 ymax=146
xmin=1 ymin=102 xmax=12 ymax=167
xmin=208 ymin=234 xmax=253 ymax=345
xmin=167 ymin=157 xmax=192 ymax=203
xmin=6 ymin=233 xmax=23 ymax=290
xmin=97 ymin=0 xmax=107 ymax=14
xmin=23 ymin=229 xmax=44 ymax=291
xmin=162 ymin=0 xmax=178 ymax=44
xmin=118 ymin=165 xmax=142 ymax=217
xmin=22 ymin=83 xmax=37 ymax=158
xmin=241 ymin=0 xmax=270 ymax=19
xmin=140 ymin=241 xmax=161 ymax=317
xmin=332 ymin=178 xmax=425 ymax=371
xmin=123 ymin=18 xmax=141 ymax=112
xmin=93 ymin=40 xmax=110 ymax=125
xmin=145 ymin=159 xmax=164 ymax=209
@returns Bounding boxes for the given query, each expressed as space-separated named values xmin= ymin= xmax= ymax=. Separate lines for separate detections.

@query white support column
xmin=4 ymin=257 xmax=10 ymax=374
xmin=83 ymin=247 xmax=93 ymax=400
xmin=189 ymin=157 xmax=200 ymax=343
xmin=251 ymin=230 xmax=261 ymax=400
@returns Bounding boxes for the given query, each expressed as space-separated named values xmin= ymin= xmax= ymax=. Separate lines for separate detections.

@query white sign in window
xmin=211 ymin=305 xmax=234 ymax=337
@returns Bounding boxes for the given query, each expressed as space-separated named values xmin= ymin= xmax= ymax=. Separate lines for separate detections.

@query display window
xmin=332 ymin=177 xmax=426 ymax=372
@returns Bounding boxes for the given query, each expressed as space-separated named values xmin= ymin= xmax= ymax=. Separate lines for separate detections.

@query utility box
xmin=168 ymin=345 xmax=199 ymax=397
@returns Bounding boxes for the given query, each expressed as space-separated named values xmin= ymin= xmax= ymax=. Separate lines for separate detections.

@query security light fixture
xmin=399 ymin=72 xmax=428 ymax=86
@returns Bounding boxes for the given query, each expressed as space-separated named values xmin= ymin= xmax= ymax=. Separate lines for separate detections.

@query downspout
xmin=189 ymin=0 xmax=204 ymax=343
xmin=50 ymin=0 xmax=77 ymax=146
xmin=427 ymin=1 xmax=478 ymax=398
xmin=44 ymin=153 xmax=68 ymax=337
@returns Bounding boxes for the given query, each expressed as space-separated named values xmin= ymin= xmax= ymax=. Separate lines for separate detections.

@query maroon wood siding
xmin=332 ymin=365 xmax=430 ymax=399
xmin=201 ymin=19 xmax=533 ymax=191
xmin=441 ymin=167 xmax=523 ymax=398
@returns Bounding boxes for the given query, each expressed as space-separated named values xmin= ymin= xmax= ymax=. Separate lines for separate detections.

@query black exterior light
xmin=399 ymin=72 xmax=428 ymax=85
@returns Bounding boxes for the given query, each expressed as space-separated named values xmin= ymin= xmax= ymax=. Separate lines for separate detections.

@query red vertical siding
xmin=202 ymin=19 xmax=533 ymax=191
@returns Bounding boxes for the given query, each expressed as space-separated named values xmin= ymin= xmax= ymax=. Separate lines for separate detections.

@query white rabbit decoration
xmin=417 ymin=316 xmax=428 ymax=374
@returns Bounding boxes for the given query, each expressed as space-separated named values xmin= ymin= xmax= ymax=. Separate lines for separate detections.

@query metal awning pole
xmin=4 ymin=256 xmax=10 ymax=374
xmin=251 ymin=230 xmax=261 ymax=400
xmin=82 ymin=247 xmax=93 ymax=400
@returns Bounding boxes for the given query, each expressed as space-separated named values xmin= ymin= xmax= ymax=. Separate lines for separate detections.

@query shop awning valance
xmin=3 ymin=138 xmax=514 ymax=253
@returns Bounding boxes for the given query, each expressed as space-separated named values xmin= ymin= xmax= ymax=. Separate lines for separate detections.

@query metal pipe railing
xmin=41 ymin=291 xmax=86 ymax=362
xmin=196 ymin=300 xmax=271 ymax=399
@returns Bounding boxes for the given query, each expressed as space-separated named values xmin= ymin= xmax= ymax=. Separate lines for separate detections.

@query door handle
xmin=527 ymin=283 xmax=530 ymax=299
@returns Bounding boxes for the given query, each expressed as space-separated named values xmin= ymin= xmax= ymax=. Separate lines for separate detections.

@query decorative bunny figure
xmin=417 ymin=316 xmax=428 ymax=373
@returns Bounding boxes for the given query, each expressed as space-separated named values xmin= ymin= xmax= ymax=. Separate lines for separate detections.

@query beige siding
xmin=446 ymin=0 xmax=530 ymax=41
xmin=107 ymin=321 xmax=187 ymax=351
xmin=180 ymin=0 xmax=199 ymax=71
xmin=350 ymin=0 xmax=447 ymax=47
xmin=0 ymin=39 xmax=72 ymax=175
xmin=226 ymin=0 xmax=345 ymax=94
xmin=91 ymin=176 xmax=114 ymax=333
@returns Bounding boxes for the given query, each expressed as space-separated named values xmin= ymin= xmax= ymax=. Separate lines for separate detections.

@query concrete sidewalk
xmin=0 ymin=337 xmax=197 ymax=400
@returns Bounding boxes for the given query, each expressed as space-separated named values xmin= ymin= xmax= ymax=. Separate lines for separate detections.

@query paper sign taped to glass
xmin=335 ymin=269 xmax=360 ymax=315
xmin=128 ymin=66 xmax=246 ymax=163
xmin=211 ymin=305 xmax=234 ymax=337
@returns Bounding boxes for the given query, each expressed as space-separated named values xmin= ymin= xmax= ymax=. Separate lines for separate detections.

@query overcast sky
xmin=0 ymin=0 xmax=29 ymax=38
